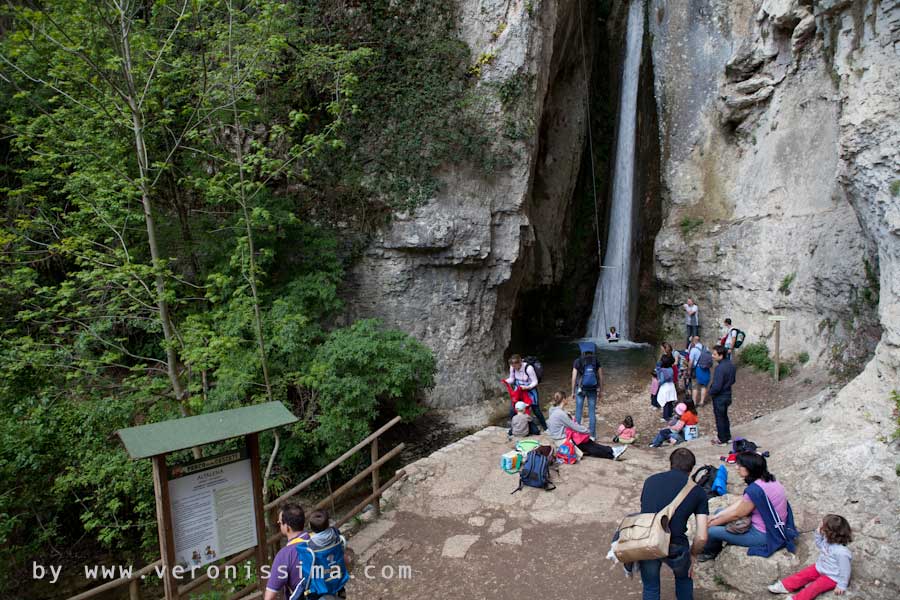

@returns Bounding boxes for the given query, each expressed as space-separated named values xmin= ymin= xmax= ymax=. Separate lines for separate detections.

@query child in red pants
xmin=768 ymin=514 xmax=852 ymax=599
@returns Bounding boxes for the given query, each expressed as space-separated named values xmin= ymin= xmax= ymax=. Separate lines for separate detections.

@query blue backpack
xmin=711 ymin=465 xmax=728 ymax=497
xmin=580 ymin=355 xmax=599 ymax=391
xmin=290 ymin=530 xmax=349 ymax=600
xmin=511 ymin=449 xmax=556 ymax=493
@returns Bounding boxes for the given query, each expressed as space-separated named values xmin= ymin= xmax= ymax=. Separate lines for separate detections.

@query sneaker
xmin=612 ymin=445 xmax=628 ymax=460
xmin=696 ymin=553 xmax=717 ymax=563
xmin=768 ymin=581 xmax=790 ymax=594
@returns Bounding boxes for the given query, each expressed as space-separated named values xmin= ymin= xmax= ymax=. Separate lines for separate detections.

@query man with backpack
xmin=265 ymin=503 xmax=310 ymax=600
xmin=637 ymin=448 xmax=709 ymax=600
xmin=709 ymin=345 xmax=736 ymax=446
xmin=570 ymin=341 xmax=603 ymax=439
xmin=719 ymin=318 xmax=743 ymax=357
xmin=688 ymin=336 xmax=713 ymax=407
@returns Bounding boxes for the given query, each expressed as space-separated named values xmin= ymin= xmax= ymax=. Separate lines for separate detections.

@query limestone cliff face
xmin=345 ymin=0 xmax=593 ymax=415
xmin=651 ymin=1 xmax=900 ymax=597
xmin=650 ymin=0 xmax=885 ymax=368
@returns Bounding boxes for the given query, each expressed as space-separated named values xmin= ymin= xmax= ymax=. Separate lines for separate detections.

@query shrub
xmin=798 ymin=351 xmax=810 ymax=364
xmin=779 ymin=272 xmax=796 ymax=295
xmin=679 ymin=216 xmax=704 ymax=237
xmin=740 ymin=341 xmax=793 ymax=378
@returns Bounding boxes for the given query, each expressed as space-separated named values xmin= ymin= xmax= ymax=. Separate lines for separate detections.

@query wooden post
xmin=151 ymin=455 xmax=179 ymax=600
xmin=774 ymin=320 xmax=781 ymax=382
xmin=371 ymin=438 xmax=381 ymax=516
xmin=128 ymin=579 xmax=141 ymax=600
xmin=246 ymin=433 xmax=269 ymax=593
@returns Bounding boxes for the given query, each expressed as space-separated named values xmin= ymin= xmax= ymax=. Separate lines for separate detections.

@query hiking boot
xmin=612 ymin=445 xmax=627 ymax=460
xmin=768 ymin=581 xmax=790 ymax=594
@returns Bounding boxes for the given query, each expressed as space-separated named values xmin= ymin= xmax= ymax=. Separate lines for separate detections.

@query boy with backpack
xmin=570 ymin=341 xmax=603 ymax=439
xmin=290 ymin=510 xmax=349 ymax=600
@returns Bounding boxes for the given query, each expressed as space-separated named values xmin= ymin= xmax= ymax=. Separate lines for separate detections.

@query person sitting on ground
xmin=547 ymin=391 xmax=627 ymax=460
xmin=769 ymin=514 xmax=852 ymax=599
xmin=510 ymin=401 xmax=534 ymax=437
xmin=649 ymin=369 xmax=660 ymax=410
xmin=656 ymin=355 xmax=678 ymax=421
xmin=648 ymin=401 xmax=698 ymax=447
xmin=635 ymin=448 xmax=709 ymax=600
xmin=698 ymin=452 xmax=797 ymax=562
xmin=614 ymin=415 xmax=636 ymax=444
xmin=264 ymin=503 xmax=310 ymax=600
xmin=606 ymin=326 xmax=620 ymax=342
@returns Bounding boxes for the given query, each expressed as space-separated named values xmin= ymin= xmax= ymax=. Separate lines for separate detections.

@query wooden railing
xmin=67 ymin=416 xmax=406 ymax=600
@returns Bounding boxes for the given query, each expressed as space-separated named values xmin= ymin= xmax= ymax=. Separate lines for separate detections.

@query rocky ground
xmin=342 ymin=360 xmax=894 ymax=600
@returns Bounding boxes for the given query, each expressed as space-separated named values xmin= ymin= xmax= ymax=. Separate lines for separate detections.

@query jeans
xmin=527 ymin=388 xmax=548 ymax=430
xmin=703 ymin=524 xmax=767 ymax=556
xmin=639 ymin=543 xmax=693 ymax=600
xmin=712 ymin=395 xmax=732 ymax=443
xmin=575 ymin=388 xmax=598 ymax=438
xmin=686 ymin=324 xmax=699 ymax=346
xmin=650 ymin=428 xmax=683 ymax=447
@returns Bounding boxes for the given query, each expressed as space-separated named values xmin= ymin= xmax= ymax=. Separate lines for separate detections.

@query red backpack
xmin=556 ymin=439 xmax=578 ymax=464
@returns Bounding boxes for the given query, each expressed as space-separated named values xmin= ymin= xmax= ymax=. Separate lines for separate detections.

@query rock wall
xmin=650 ymin=1 xmax=900 ymax=597
xmin=650 ymin=0 xmax=882 ymax=368
xmin=345 ymin=0 xmax=595 ymax=415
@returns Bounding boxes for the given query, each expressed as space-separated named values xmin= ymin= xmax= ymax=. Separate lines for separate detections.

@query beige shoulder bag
xmin=614 ymin=480 xmax=696 ymax=563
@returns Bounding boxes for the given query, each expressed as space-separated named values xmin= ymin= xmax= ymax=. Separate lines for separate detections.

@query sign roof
xmin=117 ymin=401 xmax=297 ymax=459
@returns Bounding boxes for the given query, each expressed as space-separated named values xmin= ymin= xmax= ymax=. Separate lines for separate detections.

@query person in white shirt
xmin=683 ymin=299 xmax=699 ymax=346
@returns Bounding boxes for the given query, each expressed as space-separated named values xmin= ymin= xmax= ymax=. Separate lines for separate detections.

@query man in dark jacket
xmin=708 ymin=345 xmax=736 ymax=445
xmin=637 ymin=448 xmax=709 ymax=600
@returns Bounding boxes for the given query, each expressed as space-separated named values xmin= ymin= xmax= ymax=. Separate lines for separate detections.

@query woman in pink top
xmin=699 ymin=452 xmax=790 ymax=561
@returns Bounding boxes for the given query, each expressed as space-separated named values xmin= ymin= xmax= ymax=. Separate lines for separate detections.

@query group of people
xmin=653 ymin=318 xmax=739 ymax=446
xmin=635 ymin=448 xmax=852 ymax=600
xmin=265 ymin=505 xmax=349 ymax=600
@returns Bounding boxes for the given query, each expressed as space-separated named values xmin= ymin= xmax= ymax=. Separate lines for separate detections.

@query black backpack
xmin=732 ymin=438 xmax=758 ymax=454
xmin=732 ymin=329 xmax=746 ymax=349
xmin=522 ymin=356 xmax=544 ymax=383
xmin=692 ymin=465 xmax=716 ymax=496
xmin=511 ymin=449 xmax=556 ymax=493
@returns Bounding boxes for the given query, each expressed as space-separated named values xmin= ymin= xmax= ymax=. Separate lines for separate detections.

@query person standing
xmin=637 ymin=448 xmax=709 ymax=600
xmin=719 ymin=318 xmax=737 ymax=356
xmin=571 ymin=341 xmax=603 ymax=439
xmin=264 ymin=503 xmax=310 ymax=600
xmin=505 ymin=354 xmax=547 ymax=430
xmin=688 ymin=336 xmax=711 ymax=407
xmin=709 ymin=345 xmax=736 ymax=445
xmin=683 ymin=299 xmax=699 ymax=346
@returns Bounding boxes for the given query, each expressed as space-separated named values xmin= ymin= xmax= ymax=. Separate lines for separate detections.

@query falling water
xmin=586 ymin=0 xmax=644 ymax=341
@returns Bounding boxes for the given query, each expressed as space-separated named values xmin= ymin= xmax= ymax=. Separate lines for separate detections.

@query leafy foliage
xmin=739 ymin=342 xmax=793 ymax=378
xmin=0 ymin=0 xmax=437 ymax=592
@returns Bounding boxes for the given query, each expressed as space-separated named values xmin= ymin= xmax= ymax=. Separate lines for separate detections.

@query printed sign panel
xmin=168 ymin=451 xmax=257 ymax=569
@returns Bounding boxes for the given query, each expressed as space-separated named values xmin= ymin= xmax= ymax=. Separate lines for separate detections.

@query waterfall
xmin=586 ymin=0 xmax=644 ymax=341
